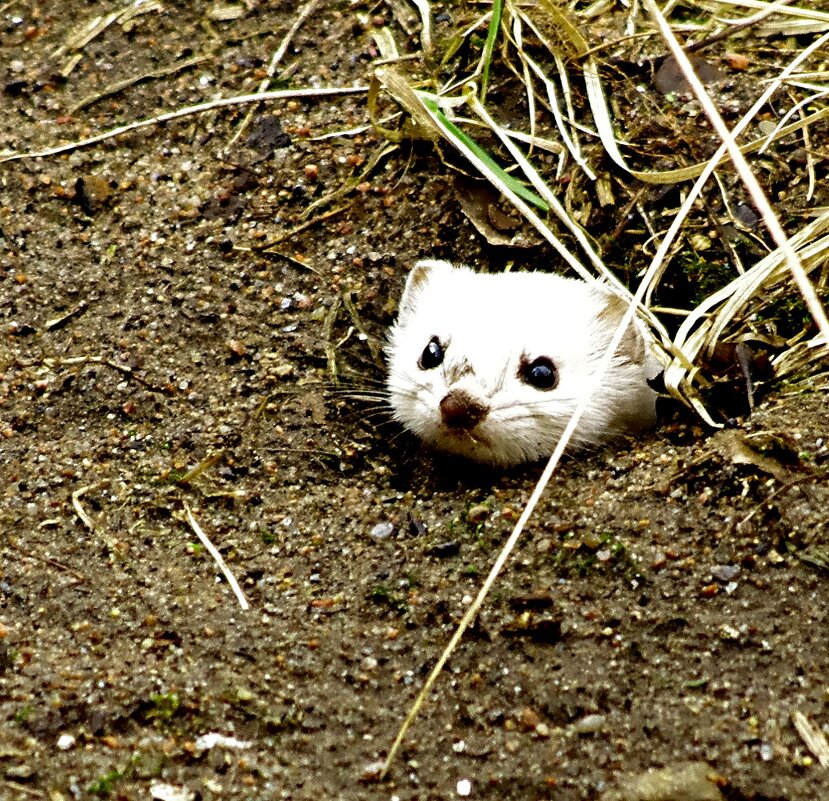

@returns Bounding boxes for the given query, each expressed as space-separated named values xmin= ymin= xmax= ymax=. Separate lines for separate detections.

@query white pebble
xmin=56 ymin=734 xmax=75 ymax=751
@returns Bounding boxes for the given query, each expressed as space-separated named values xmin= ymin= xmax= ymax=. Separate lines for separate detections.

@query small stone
xmin=359 ymin=761 xmax=385 ymax=782
xmin=226 ymin=339 xmax=247 ymax=357
xmin=56 ymin=734 xmax=75 ymax=751
xmin=456 ymin=778 xmax=472 ymax=797
xmin=427 ymin=540 xmax=460 ymax=558
xmin=710 ymin=564 xmax=739 ymax=582
xmin=724 ymin=52 xmax=749 ymax=71
xmin=573 ymin=714 xmax=605 ymax=735
xmin=519 ymin=707 xmax=541 ymax=731
xmin=74 ymin=174 xmax=111 ymax=214
xmin=369 ymin=522 xmax=395 ymax=540
xmin=600 ymin=761 xmax=724 ymax=801
xmin=150 ymin=783 xmax=196 ymax=801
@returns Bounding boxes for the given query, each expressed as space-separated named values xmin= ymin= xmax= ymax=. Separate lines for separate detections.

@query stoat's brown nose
xmin=440 ymin=389 xmax=489 ymax=430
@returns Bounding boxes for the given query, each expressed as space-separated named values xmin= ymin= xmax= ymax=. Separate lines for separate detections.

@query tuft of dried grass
xmin=373 ymin=0 xmax=829 ymax=420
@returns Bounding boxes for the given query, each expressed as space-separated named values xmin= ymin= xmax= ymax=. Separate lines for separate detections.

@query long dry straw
xmin=643 ymin=0 xmax=829 ymax=346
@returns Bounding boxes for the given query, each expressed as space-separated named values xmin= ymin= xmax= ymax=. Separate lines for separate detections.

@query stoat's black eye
xmin=520 ymin=356 xmax=558 ymax=390
xmin=418 ymin=337 xmax=444 ymax=370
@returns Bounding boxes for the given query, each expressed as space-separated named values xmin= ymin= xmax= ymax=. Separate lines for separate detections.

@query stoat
xmin=386 ymin=260 xmax=660 ymax=467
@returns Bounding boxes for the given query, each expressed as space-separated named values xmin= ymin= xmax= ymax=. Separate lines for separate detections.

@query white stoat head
xmin=386 ymin=260 xmax=659 ymax=467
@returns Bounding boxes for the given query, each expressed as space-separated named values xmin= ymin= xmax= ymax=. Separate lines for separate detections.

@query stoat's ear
xmin=398 ymin=259 xmax=454 ymax=317
xmin=596 ymin=290 xmax=645 ymax=364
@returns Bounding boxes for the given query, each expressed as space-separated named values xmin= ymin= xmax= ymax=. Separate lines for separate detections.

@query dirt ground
xmin=2 ymin=2 xmax=828 ymax=800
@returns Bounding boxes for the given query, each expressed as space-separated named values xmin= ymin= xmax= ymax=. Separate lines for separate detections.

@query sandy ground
xmin=2 ymin=2 xmax=828 ymax=799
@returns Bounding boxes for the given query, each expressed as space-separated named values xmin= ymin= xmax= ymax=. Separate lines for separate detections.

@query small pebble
xmin=150 ymin=783 xmax=196 ymax=801
xmin=573 ymin=713 xmax=605 ymax=735
xmin=600 ymin=761 xmax=724 ymax=801
xmin=710 ymin=564 xmax=739 ymax=582
xmin=457 ymin=778 xmax=472 ymax=797
xmin=724 ymin=52 xmax=749 ymax=71
xmin=56 ymin=734 xmax=75 ymax=751
xmin=428 ymin=540 xmax=460 ymax=558
xmin=369 ymin=522 xmax=395 ymax=540
xmin=519 ymin=707 xmax=541 ymax=731
xmin=359 ymin=761 xmax=385 ymax=782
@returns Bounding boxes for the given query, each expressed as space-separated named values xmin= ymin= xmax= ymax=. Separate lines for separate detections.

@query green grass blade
xmin=480 ymin=0 xmax=503 ymax=96
xmin=419 ymin=93 xmax=548 ymax=212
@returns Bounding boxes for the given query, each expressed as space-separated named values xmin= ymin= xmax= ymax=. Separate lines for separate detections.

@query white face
xmin=386 ymin=261 xmax=649 ymax=467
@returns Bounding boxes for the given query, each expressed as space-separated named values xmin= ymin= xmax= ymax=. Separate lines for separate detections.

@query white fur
xmin=386 ymin=260 xmax=660 ymax=467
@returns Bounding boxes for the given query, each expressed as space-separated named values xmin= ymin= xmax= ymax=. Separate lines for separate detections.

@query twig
xmin=0 ymin=779 xmax=45 ymax=798
xmin=6 ymin=543 xmax=88 ymax=583
xmin=176 ymin=450 xmax=226 ymax=485
xmin=72 ymin=484 xmax=119 ymax=552
xmin=322 ymin=294 xmax=343 ymax=382
xmin=252 ymin=203 xmax=353 ymax=251
xmin=71 ymin=484 xmax=98 ymax=532
xmin=45 ymin=301 xmax=89 ymax=331
xmin=0 ymin=86 xmax=368 ymax=163
xmin=183 ymin=502 xmax=249 ymax=611
xmin=69 ymin=56 xmax=209 ymax=113
xmin=41 ymin=354 xmax=165 ymax=392
xmin=792 ymin=711 xmax=829 ymax=767
xmin=227 ymin=0 xmax=323 ymax=147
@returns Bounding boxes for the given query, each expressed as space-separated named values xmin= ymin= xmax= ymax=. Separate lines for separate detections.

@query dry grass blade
xmin=182 ymin=503 xmax=250 ymax=611
xmin=409 ymin=0 xmax=433 ymax=55
xmin=72 ymin=484 xmax=119 ymax=552
xmin=227 ymin=0 xmax=324 ymax=147
xmin=0 ymin=86 xmax=367 ymax=162
xmin=791 ymin=711 xmax=829 ymax=767
xmin=507 ymin=14 xmax=594 ymax=178
xmin=643 ymin=0 xmax=829 ymax=350
xmin=69 ymin=56 xmax=209 ymax=114
xmin=721 ymin=0 xmax=829 ymax=24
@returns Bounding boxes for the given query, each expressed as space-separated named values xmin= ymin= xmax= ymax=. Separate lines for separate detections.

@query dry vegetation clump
xmin=369 ymin=0 xmax=829 ymax=423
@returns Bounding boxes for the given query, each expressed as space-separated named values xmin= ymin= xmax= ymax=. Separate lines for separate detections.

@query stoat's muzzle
xmin=439 ymin=389 xmax=489 ymax=430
